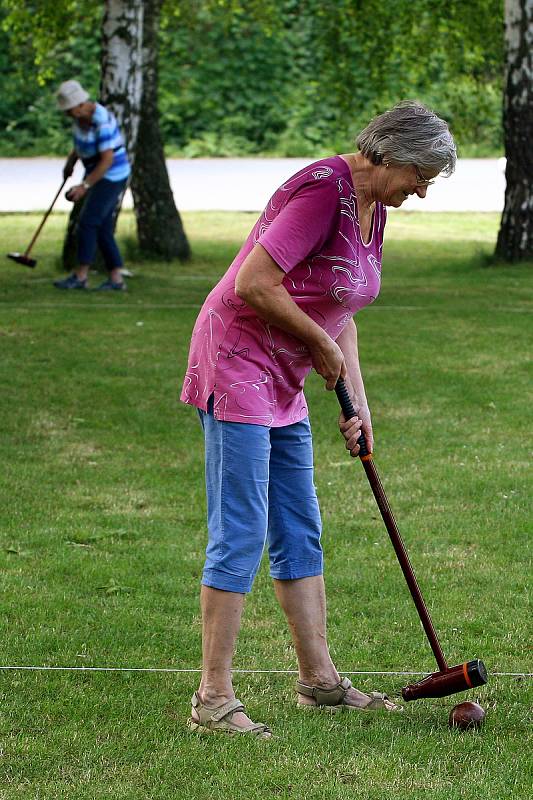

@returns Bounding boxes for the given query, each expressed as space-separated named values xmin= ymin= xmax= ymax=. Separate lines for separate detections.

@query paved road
xmin=0 ymin=157 xmax=506 ymax=213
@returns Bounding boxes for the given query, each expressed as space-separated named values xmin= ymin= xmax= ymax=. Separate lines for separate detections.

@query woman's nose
xmin=415 ymin=185 xmax=428 ymax=199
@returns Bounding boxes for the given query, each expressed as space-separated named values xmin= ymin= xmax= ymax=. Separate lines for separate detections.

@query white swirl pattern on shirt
xmin=181 ymin=158 xmax=385 ymax=426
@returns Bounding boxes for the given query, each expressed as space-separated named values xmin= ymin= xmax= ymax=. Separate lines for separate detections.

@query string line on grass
xmin=1 ymin=304 xmax=531 ymax=313
xmin=0 ymin=666 xmax=529 ymax=677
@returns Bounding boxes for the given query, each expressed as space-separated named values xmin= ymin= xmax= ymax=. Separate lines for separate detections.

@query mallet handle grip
xmin=335 ymin=378 xmax=371 ymax=456
xmin=335 ymin=378 xmax=448 ymax=673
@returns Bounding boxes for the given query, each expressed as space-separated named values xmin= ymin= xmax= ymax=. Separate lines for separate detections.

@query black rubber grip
xmin=335 ymin=378 xmax=370 ymax=457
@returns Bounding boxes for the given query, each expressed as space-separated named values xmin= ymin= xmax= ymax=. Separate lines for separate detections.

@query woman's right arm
xmin=235 ymin=243 xmax=346 ymax=390
xmin=63 ymin=149 xmax=78 ymax=180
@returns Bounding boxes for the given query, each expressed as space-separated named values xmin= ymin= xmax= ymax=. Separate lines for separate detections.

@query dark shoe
xmin=95 ymin=279 xmax=127 ymax=291
xmin=53 ymin=274 xmax=87 ymax=290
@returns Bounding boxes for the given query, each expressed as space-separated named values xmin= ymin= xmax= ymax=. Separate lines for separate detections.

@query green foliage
xmin=0 ymin=0 xmax=505 ymax=157
xmin=0 ymin=1 xmax=101 ymax=155
xmin=2 ymin=0 xmax=80 ymax=83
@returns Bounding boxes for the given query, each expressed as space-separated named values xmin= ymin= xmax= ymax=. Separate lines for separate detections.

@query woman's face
xmin=379 ymin=162 xmax=440 ymax=207
xmin=66 ymin=102 xmax=93 ymax=124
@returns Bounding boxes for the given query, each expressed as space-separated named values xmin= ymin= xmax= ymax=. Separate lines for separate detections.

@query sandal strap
xmin=210 ymin=698 xmax=245 ymax=723
xmin=367 ymin=691 xmax=388 ymax=700
xmin=362 ymin=691 xmax=393 ymax=710
xmin=191 ymin=692 xmax=245 ymax=725
xmin=296 ymin=677 xmax=353 ymax=706
xmin=246 ymin=723 xmax=272 ymax=735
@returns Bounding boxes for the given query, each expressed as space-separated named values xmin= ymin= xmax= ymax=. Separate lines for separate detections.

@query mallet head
xmin=402 ymin=659 xmax=487 ymax=701
xmin=7 ymin=252 xmax=37 ymax=268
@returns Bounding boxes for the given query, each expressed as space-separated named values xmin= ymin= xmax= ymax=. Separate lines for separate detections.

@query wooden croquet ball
xmin=449 ymin=701 xmax=485 ymax=730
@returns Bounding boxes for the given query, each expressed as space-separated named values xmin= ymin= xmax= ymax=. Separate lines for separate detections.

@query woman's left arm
xmin=83 ymin=149 xmax=114 ymax=186
xmin=336 ymin=318 xmax=374 ymax=456
xmin=67 ymin=149 xmax=115 ymax=202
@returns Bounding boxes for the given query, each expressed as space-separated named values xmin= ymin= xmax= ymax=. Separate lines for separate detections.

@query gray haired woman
xmin=181 ymin=101 xmax=456 ymax=738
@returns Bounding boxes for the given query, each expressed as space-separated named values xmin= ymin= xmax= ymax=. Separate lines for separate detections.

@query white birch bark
xmin=100 ymin=0 xmax=144 ymax=166
xmin=496 ymin=0 xmax=533 ymax=261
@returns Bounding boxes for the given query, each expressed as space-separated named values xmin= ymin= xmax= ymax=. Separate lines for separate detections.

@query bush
xmin=0 ymin=1 xmax=505 ymax=158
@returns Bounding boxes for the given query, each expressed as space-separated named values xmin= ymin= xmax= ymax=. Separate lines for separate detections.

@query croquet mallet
xmin=6 ymin=177 xmax=68 ymax=268
xmin=335 ymin=377 xmax=487 ymax=700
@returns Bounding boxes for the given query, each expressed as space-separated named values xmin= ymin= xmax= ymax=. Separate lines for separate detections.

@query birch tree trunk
xmin=130 ymin=0 xmax=191 ymax=260
xmin=495 ymin=0 xmax=533 ymax=262
xmin=62 ymin=0 xmax=144 ymax=270
xmin=100 ymin=0 xmax=144 ymax=164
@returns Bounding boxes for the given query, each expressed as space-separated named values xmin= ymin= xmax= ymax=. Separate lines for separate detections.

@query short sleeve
xmin=95 ymin=122 xmax=115 ymax=152
xmin=258 ymin=178 xmax=340 ymax=273
xmin=93 ymin=108 xmax=118 ymax=153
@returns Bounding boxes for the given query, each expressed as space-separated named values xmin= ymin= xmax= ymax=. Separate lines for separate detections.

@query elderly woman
xmin=53 ymin=80 xmax=130 ymax=291
xmin=181 ymin=101 xmax=456 ymax=738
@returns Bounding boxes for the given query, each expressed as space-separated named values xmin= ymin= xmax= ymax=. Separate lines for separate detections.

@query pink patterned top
xmin=180 ymin=156 xmax=387 ymax=426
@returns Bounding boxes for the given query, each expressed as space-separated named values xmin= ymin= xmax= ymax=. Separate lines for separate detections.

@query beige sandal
xmin=296 ymin=677 xmax=403 ymax=713
xmin=187 ymin=692 xmax=272 ymax=738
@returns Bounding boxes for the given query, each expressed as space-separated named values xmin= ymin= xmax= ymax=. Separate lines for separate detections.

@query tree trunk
xmin=61 ymin=198 xmax=84 ymax=270
xmin=495 ymin=0 xmax=533 ymax=262
xmin=62 ymin=0 xmax=144 ymax=271
xmin=130 ymin=0 xmax=191 ymax=260
xmin=100 ymin=0 xmax=144 ymax=163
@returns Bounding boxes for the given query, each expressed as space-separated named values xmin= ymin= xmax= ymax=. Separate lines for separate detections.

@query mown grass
xmin=0 ymin=210 xmax=531 ymax=799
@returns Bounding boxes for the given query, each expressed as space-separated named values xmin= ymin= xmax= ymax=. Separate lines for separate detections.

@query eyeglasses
xmin=414 ymin=166 xmax=435 ymax=187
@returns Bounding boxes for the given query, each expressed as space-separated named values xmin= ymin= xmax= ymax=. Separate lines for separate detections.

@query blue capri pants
xmin=198 ymin=401 xmax=323 ymax=593
xmin=77 ymin=178 xmax=127 ymax=269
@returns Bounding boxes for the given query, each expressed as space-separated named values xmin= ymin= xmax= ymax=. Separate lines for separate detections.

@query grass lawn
xmin=0 ymin=210 xmax=531 ymax=799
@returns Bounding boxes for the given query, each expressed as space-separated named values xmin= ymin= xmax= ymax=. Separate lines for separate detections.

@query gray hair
xmin=356 ymin=101 xmax=457 ymax=177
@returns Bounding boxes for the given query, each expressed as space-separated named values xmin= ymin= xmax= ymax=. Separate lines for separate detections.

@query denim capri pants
xmin=198 ymin=400 xmax=323 ymax=593
xmin=77 ymin=177 xmax=127 ymax=269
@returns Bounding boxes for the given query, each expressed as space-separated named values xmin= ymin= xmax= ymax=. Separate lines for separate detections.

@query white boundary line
xmin=0 ymin=666 xmax=529 ymax=677
xmin=0 ymin=304 xmax=531 ymax=313
xmin=0 ymin=303 xmax=202 ymax=311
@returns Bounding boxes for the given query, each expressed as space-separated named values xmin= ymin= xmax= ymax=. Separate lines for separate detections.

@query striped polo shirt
xmin=73 ymin=103 xmax=130 ymax=182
